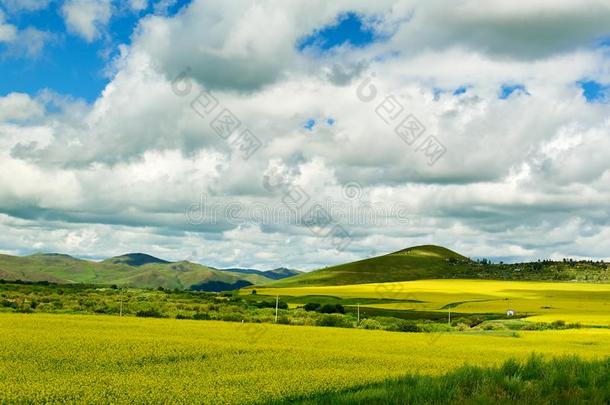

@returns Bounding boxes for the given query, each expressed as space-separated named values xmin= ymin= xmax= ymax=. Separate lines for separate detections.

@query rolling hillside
xmin=265 ymin=244 xmax=610 ymax=287
xmin=267 ymin=245 xmax=471 ymax=287
xmin=0 ymin=253 xmax=280 ymax=291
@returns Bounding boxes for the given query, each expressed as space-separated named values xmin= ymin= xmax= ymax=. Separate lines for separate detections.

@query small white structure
xmin=506 ymin=309 xmax=516 ymax=317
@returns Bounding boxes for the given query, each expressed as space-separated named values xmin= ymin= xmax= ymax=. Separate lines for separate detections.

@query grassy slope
xmin=266 ymin=244 xmax=610 ymax=288
xmin=268 ymin=245 xmax=470 ymax=287
xmin=0 ymin=254 xmax=271 ymax=289
xmin=280 ymin=356 xmax=610 ymax=405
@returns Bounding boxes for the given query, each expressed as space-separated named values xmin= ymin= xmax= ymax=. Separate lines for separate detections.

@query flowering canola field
xmin=254 ymin=279 xmax=610 ymax=326
xmin=2 ymin=313 xmax=610 ymax=404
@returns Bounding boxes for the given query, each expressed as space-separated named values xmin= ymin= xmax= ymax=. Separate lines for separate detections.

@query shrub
xmin=277 ymin=316 xmax=291 ymax=325
xmin=175 ymin=314 xmax=191 ymax=320
xmin=221 ymin=313 xmax=242 ymax=322
xmin=256 ymin=300 xmax=288 ymax=309
xmin=316 ymin=314 xmax=352 ymax=328
xmin=303 ymin=302 xmax=321 ymax=312
xmin=193 ymin=312 xmax=210 ymax=320
xmin=455 ymin=322 xmax=470 ymax=331
xmin=480 ymin=322 xmax=508 ymax=331
xmin=319 ymin=304 xmax=345 ymax=314
xmin=0 ymin=299 xmax=17 ymax=309
xmin=51 ymin=300 xmax=64 ymax=310
xmin=397 ymin=320 xmax=421 ymax=333
xmin=136 ymin=309 xmax=164 ymax=318
xmin=465 ymin=316 xmax=487 ymax=327
xmin=419 ymin=322 xmax=452 ymax=333
xmin=93 ymin=306 xmax=110 ymax=314
xmin=521 ymin=322 xmax=548 ymax=331
xmin=359 ymin=319 xmax=383 ymax=330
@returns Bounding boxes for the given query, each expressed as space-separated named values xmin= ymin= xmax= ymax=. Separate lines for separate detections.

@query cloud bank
xmin=2 ymin=0 xmax=610 ymax=269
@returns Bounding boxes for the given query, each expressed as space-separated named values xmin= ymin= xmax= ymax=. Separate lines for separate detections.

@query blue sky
xmin=0 ymin=0 xmax=191 ymax=102
xmin=2 ymin=2 xmax=605 ymax=105
xmin=499 ymin=84 xmax=529 ymax=99
xmin=2 ymin=3 xmax=380 ymax=103
xmin=579 ymin=80 xmax=610 ymax=103
xmin=297 ymin=12 xmax=377 ymax=52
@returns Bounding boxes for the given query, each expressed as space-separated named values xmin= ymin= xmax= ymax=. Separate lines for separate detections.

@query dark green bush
xmin=256 ymin=300 xmax=288 ymax=309
xmin=303 ymin=302 xmax=321 ymax=312
xmin=193 ymin=312 xmax=210 ymax=320
xmin=0 ymin=299 xmax=17 ymax=309
xmin=136 ymin=309 xmax=164 ymax=318
xmin=221 ymin=312 xmax=242 ymax=322
xmin=277 ymin=316 xmax=291 ymax=325
xmin=319 ymin=304 xmax=345 ymax=314
xmin=397 ymin=320 xmax=421 ymax=332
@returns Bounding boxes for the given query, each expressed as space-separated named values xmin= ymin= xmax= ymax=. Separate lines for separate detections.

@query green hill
xmin=102 ymin=253 xmax=169 ymax=267
xmin=0 ymin=253 xmax=275 ymax=291
xmin=268 ymin=245 xmax=471 ymax=287
xmin=265 ymin=244 xmax=610 ymax=288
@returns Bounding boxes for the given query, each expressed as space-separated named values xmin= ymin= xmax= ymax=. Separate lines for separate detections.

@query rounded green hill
xmin=266 ymin=245 xmax=472 ymax=287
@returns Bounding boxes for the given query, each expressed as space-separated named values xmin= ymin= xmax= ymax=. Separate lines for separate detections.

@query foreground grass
xmin=281 ymin=356 xmax=610 ymax=404
xmin=2 ymin=313 xmax=610 ymax=403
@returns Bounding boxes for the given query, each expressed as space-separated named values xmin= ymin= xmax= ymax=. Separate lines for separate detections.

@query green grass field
xmin=2 ymin=313 xmax=610 ymax=404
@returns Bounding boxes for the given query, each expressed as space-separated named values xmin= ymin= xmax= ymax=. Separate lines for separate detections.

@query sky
xmin=1 ymin=0 xmax=610 ymax=270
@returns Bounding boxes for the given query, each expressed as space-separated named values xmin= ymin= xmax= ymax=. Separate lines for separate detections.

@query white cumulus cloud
xmin=62 ymin=0 xmax=112 ymax=42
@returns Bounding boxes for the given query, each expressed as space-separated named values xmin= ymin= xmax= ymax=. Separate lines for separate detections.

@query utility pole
xmin=120 ymin=297 xmax=123 ymax=317
xmin=448 ymin=307 xmax=451 ymax=325
xmin=275 ymin=295 xmax=279 ymax=323
xmin=357 ymin=303 xmax=360 ymax=324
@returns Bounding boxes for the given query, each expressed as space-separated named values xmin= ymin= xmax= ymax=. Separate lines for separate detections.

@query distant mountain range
xmin=3 ymin=245 xmax=608 ymax=292
xmin=0 ymin=253 xmax=300 ymax=291
xmin=220 ymin=267 xmax=301 ymax=280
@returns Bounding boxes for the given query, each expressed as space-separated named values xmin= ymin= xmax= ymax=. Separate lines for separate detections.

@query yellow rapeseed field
xmin=254 ymin=279 xmax=610 ymax=326
xmin=2 ymin=313 xmax=610 ymax=404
